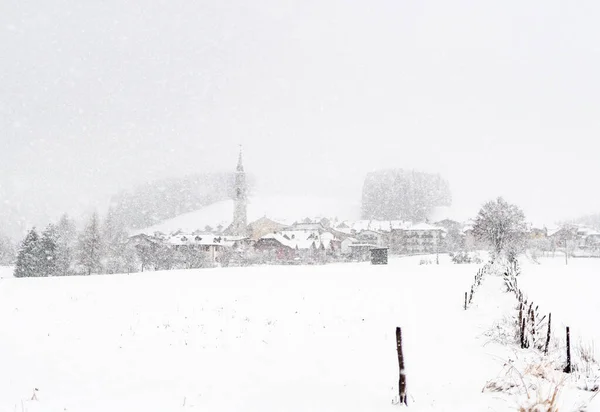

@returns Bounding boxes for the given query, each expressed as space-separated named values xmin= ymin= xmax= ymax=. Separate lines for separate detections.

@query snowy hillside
xmin=134 ymin=195 xmax=361 ymax=235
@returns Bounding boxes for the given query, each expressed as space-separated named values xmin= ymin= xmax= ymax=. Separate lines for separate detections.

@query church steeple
xmin=237 ymin=146 xmax=244 ymax=173
xmin=226 ymin=146 xmax=248 ymax=237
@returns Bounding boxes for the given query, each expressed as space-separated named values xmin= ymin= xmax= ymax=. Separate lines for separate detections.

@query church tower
xmin=228 ymin=147 xmax=248 ymax=236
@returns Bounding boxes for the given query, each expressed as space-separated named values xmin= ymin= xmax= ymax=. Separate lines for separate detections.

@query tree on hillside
xmin=77 ymin=213 xmax=103 ymax=275
xmin=14 ymin=228 xmax=43 ymax=277
xmin=472 ymin=197 xmax=528 ymax=262
xmin=39 ymin=224 xmax=59 ymax=277
xmin=102 ymin=207 xmax=132 ymax=274
xmin=361 ymin=169 xmax=452 ymax=221
xmin=0 ymin=233 xmax=16 ymax=265
xmin=56 ymin=214 xmax=78 ymax=276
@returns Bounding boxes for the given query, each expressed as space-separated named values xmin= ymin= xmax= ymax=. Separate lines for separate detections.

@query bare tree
xmin=472 ymin=197 xmax=528 ymax=262
xmin=0 ymin=233 xmax=16 ymax=265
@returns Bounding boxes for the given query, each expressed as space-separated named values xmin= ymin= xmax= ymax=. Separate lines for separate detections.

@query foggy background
xmin=2 ymin=0 xmax=600 ymax=236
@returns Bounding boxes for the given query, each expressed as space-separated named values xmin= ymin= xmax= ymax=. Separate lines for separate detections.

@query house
xmin=127 ymin=233 xmax=162 ymax=248
xmin=167 ymin=233 xmax=226 ymax=265
xmin=403 ymin=223 xmax=445 ymax=254
xmin=247 ymin=216 xmax=287 ymax=240
xmin=320 ymin=231 xmax=342 ymax=257
xmin=336 ymin=221 xmax=351 ymax=230
xmin=341 ymin=237 xmax=358 ymax=255
xmin=356 ymin=229 xmax=385 ymax=247
xmin=254 ymin=233 xmax=297 ymax=262
xmin=254 ymin=229 xmax=340 ymax=264
xmin=387 ymin=223 xmax=446 ymax=255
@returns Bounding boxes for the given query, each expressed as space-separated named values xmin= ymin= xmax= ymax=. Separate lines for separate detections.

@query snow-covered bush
xmin=572 ymin=339 xmax=600 ymax=392
xmin=450 ymin=251 xmax=482 ymax=264
xmin=450 ymin=251 xmax=471 ymax=264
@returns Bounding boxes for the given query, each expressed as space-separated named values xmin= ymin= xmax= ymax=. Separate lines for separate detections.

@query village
xmin=126 ymin=152 xmax=600 ymax=270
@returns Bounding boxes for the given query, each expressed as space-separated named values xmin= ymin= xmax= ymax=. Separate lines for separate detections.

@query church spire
xmin=225 ymin=145 xmax=248 ymax=237
xmin=237 ymin=145 xmax=244 ymax=172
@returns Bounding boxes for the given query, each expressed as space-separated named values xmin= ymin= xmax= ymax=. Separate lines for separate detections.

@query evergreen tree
xmin=0 ymin=233 xmax=16 ymax=265
xmin=122 ymin=242 xmax=140 ymax=273
xmin=56 ymin=214 xmax=77 ymax=276
xmin=14 ymin=228 xmax=43 ymax=277
xmin=39 ymin=224 xmax=59 ymax=276
xmin=102 ymin=207 xmax=133 ymax=274
xmin=77 ymin=212 xmax=103 ymax=275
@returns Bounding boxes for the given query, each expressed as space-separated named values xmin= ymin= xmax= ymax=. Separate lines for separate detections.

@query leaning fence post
xmin=521 ymin=318 xmax=527 ymax=349
xmin=396 ymin=327 xmax=407 ymax=405
xmin=544 ymin=313 xmax=552 ymax=355
xmin=564 ymin=326 xmax=572 ymax=373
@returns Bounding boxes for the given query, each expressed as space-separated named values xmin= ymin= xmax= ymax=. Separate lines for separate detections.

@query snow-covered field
xmin=0 ymin=266 xmax=14 ymax=279
xmin=520 ymin=257 xmax=600 ymax=367
xmin=0 ymin=256 xmax=598 ymax=411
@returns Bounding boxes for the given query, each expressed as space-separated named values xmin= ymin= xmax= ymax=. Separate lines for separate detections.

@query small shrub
xmin=573 ymin=339 xmax=600 ymax=392
xmin=451 ymin=251 xmax=472 ymax=264
xmin=484 ymin=315 xmax=520 ymax=346
xmin=518 ymin=384 xmax=560 ymax=412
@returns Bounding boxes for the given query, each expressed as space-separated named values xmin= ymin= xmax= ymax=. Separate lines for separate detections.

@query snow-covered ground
xmin=0 ymin=266 xmax=14 ymax=279
xmin=520 ymin=257 xmax=600 ymax=372
xmin=0 ymin=256 xmax=598 ymax=411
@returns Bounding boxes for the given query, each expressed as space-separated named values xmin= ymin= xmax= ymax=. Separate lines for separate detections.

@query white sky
xmin=2 ymin=0 xmax=600 ymax=229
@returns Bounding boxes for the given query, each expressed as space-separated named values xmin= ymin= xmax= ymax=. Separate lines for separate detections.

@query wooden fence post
xmin=544 ymin=313 xmax=551 ymax=355
xmin=521 ymin=318 xmax=527 ymax=349
xmin=564 ymin=326 xmax=571 ymax=373
xmin=464 ymin=292 xmax=467 ymax=310
xmin=518 ymin=303 xmax=523 ymax=339
xmin=396 ymin=327 xmax=407 ymax=405
xmin=530 ymin=305 xmax=536 ymax=347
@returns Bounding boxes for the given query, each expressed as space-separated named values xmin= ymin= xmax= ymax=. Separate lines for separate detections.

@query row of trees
xmin=13 ymin=208 xmax=217 ymax=277
xmin=14 ymin=210 xmax=138 ymax=278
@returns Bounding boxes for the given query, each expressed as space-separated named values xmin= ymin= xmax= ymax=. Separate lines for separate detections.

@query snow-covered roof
xmin=260 ymin=230 xmax=338 ymax=250
xmin=339 ymin=220 xmax=411 ymax=233
xmin=334 ymin=227 xmax=353 ymax=235
xmin=288 ymin=222 xmax=325 ymax=231
xmin=577 ymin=226 xmax=600 ymax=237
xmin=404 ymin=223 xmax=446 ymax=232
xmin=167 ymin=234 xmax=224 ymax=246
